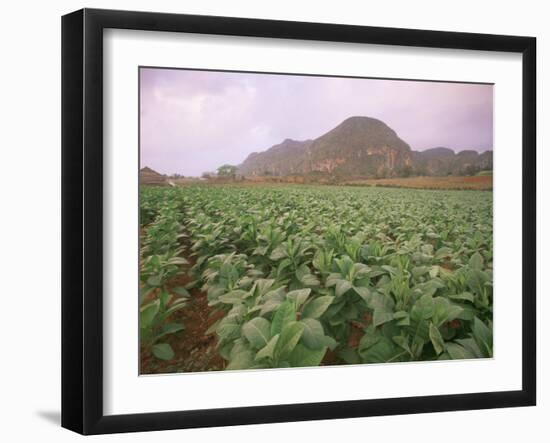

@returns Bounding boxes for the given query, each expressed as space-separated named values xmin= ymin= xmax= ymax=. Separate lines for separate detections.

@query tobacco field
xmin=139 ymin=185 xmax=493 ymax=373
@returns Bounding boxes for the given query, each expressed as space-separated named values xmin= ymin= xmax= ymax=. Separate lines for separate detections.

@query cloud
xmin=140 ymin=68 xmax=493 ymax=176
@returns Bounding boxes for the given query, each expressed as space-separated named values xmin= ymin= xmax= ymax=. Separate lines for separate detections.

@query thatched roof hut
xmin=140 ymin=167 xmax=167 ymax=186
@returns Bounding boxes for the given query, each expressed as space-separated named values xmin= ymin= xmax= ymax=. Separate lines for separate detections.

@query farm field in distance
xmin=343 ymin=174 xmax=493 ymax=190
xmin=139 ymin=184 xmax=493 ymax=374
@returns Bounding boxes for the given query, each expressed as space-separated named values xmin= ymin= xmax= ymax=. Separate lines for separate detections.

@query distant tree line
xmin=204 ymin=163 xmax=492 ymax=183
xmin=201 ymin=164 xmax=242 ymax=181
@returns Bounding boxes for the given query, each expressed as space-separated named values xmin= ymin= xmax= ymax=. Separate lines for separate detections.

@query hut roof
xmin=140 ymin=166 xmax=167 ymax=185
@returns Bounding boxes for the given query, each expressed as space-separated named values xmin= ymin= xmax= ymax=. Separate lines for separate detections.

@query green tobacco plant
xmin=140 ymin=290 xmax=187 ymax=360
xmin=213 ymin=283 xmax=337 ymax=370
xmin=140 ymin=184 xmax=493 ymax=370
xmin=139 ymin=191 xmax=191 ymax=361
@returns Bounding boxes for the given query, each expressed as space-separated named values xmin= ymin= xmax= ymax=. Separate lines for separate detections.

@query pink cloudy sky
xmin=140 ymin=68 xmax=493 ymax=176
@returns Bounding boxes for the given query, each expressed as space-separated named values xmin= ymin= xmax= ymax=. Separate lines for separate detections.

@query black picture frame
xmin=61 ymin=8 xmax=537 ymax=435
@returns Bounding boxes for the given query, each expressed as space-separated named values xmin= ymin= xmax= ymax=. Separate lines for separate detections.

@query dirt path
xmin=140 ymin=280 xmax=226 ymax=374
xmin=140 ymin=252 xmax=226 ymax=374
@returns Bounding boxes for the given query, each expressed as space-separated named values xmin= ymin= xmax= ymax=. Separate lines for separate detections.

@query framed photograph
xmin=61 ymin=8 xmax=536 ymax=435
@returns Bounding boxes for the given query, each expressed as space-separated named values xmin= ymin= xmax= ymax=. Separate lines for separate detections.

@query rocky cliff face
xmin=238 ymin=116 xmax=492 ymax=178
xmin=412 ymin=147 xmax=493 ymax=176
xmin=301 ymin=117 xmax=413 ymax=177
xmin=239 ymin=117 xmax=413 ymax=177
xmin=238 ymin=138 xmax=312 ymax=176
